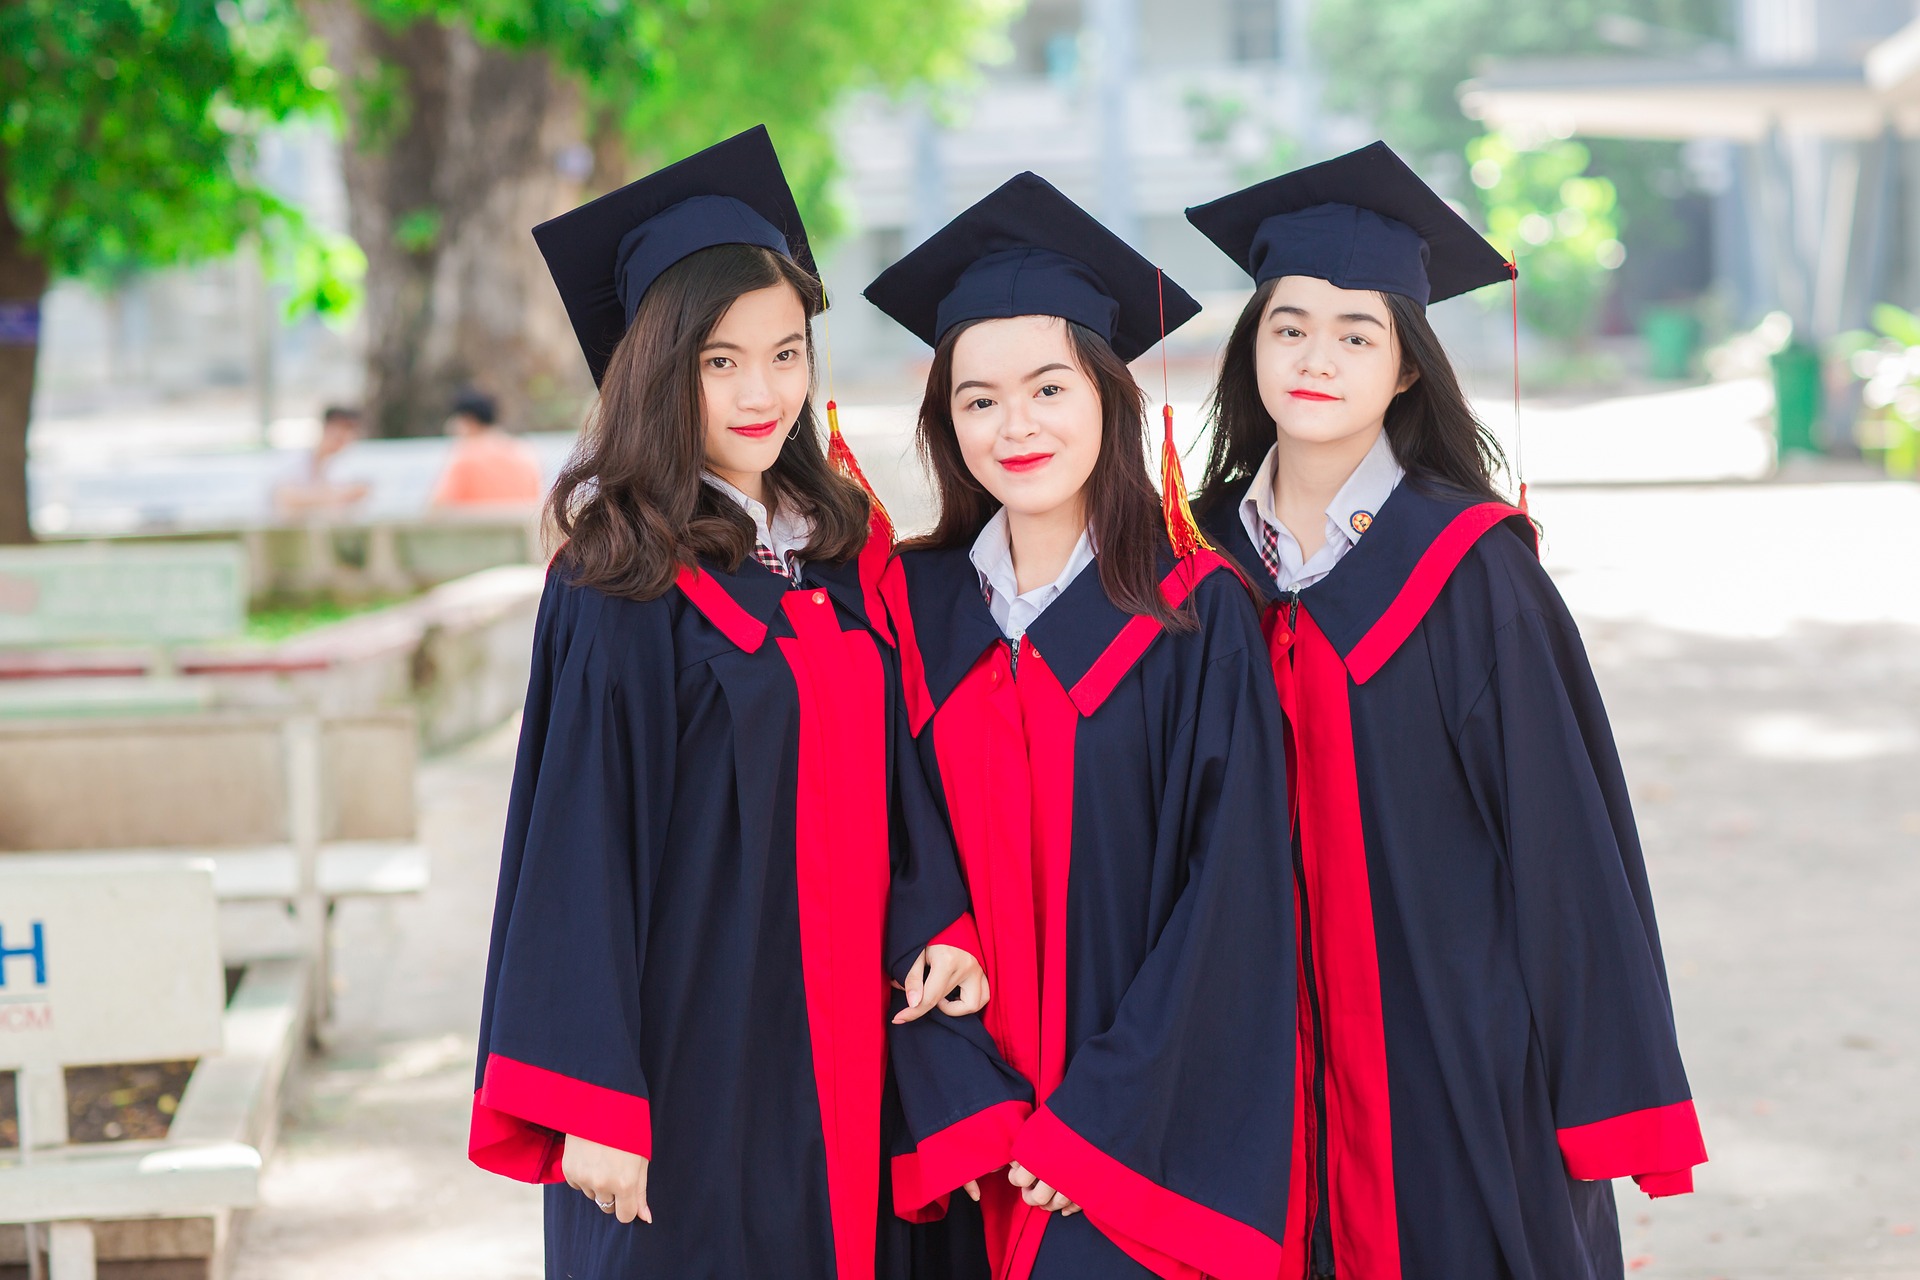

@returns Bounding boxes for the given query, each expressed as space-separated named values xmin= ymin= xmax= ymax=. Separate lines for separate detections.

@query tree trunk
xmin=303 ymin=3 xmax=593 ymax=437
xmin=0 ymin=154 xmax=49 ymax=545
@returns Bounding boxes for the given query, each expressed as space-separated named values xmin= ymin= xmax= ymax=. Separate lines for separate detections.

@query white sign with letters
xmin=0 ymin=858 xmax=225 ymax=1070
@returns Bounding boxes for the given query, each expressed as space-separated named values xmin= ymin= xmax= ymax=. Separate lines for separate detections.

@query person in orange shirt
xmin=430 ymin=390 xmax=546 ymax=507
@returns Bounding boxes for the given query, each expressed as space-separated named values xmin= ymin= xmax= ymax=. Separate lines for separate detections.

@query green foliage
xmin=1842 ymin=304 xmax=1920 ymax=477
xmin=1871 ymin=302 xmax=1920 ymax=349
xmin=1311 ymin=0 xmax=1727 ymax=340
xmin=391 ymin=207 xmax=442 ymax=254
xmin=0 ymin=0 xmax=333 ymax=285
xmin=1467 ymin=135 xmax=1622 ymax=342
xmin=274 ymin=220 xmax=367 ymax=325
xmin=357 ymin=0 xmax=1019 ymax=245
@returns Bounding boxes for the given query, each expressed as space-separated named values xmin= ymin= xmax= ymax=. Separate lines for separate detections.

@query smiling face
xmin=1254 ymin=274 xmax=1416 ymax=450
xmin=698 ymin=281 xmax=812 ymax=497
xmin=947 ymin=315 xmax=1104 ymax=524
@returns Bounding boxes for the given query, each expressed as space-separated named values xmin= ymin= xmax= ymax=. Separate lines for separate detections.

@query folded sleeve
xmin=1012 ymin=636 xmax=1297 ymax=1280
xmin=469 ymin=575 xmax=675 ymax=1182
xmin=1459 ymin=603 xmax=1707 ymax=1197
xmin=887 ymin=990 xmax=1034 ymax=1222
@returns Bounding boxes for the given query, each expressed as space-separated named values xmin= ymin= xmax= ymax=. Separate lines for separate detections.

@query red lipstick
xmin=1289 ymin=390 xmax=1339 ymax=402
xmin=999 ymin=452 xmax=1053 ymax=473
xmin=730 ymin=419 xmax=780 ymax=438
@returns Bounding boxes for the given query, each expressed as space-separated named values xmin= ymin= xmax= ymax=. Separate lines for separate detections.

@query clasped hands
xmin=568 ymin=943 xmax=989 ymax=1225
xmin=960 ymin=1162 xmax=1080 ymax=1216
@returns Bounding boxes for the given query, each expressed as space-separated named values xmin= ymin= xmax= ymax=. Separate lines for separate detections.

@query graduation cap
xmin=1184 ymin=141 xmax=1511 ymax=306
xmin=863 ymin=172 xmax=1200 ymax=364
xmin=864 ymin=173 xmax=1214 ymax=557
xmin=533 ymin=125 xmax=896 ymax=537
xmin=532 ymin=124 xmax=814 ymax=387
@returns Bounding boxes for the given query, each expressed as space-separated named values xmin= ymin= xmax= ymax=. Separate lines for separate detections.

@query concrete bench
xmin=0 ymin=543 xmax=245 ymax=725
xmin=41 ymin=511 xmax=546 ymax=607
xmin=0 ymin=860 xmax=307 ymax=1280
xmin=0 ymin=712 xmax=423 ymax=1037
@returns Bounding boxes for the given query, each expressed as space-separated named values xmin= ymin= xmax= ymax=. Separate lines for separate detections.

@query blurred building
xmin=819 ymin=0 xmax=1372 ymax=382
xmin=1464 ymin=0 xmax=1920 ymax=343
xmin=33 ymin=120 xmax=361 ymax=430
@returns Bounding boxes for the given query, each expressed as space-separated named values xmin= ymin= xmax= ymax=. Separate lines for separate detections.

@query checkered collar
xmin=1236 ymin=431 xmax=1403 ymax=588
xmin=702 ymin=471 xmax=811 ymax=580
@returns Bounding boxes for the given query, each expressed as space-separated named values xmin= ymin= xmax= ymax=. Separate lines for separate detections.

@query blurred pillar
xmin=1087 ymin=0 xmax=1139 ymax=246
xmin=909 ymin=99 xmax=946 ymax=248
xmin=1849 ymin=123 xmax=1901 ymax=329
xmin=1279 ymin=0 xmax=1319 ymax=154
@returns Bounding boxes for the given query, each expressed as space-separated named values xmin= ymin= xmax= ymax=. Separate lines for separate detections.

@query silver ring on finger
xmin=595 ymin=1195 xmax=614 ymax=1212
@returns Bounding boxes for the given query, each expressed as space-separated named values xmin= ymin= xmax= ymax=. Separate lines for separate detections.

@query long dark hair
xmin=904 ymin=318 xmax=1195 ymax=632
xmin=548 ymin=243 xmax=870 ymax=601
xmin=1195 ymin=280 xmax=1510 ymax=515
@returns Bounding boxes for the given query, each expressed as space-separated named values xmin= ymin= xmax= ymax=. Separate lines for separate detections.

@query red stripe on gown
xmin=778 ymin=588 xmax=891 ymax=1280
xmin=1267 ymin=604 xmax=1404 ymax=1279
xmin=929 ymin=639 xmax=1079 ymax=1280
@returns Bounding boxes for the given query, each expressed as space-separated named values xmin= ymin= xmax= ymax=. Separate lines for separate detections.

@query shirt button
xmin=811 ymin=591 xmax=827 ymax=605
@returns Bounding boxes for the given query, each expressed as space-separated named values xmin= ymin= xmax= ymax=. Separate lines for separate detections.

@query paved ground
xmin=227 ymin=479 xmax=1920 ymax=1280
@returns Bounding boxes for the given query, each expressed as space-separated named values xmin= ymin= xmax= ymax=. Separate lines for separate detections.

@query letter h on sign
xmin=0 ymin=921 xmax=48 ymax=987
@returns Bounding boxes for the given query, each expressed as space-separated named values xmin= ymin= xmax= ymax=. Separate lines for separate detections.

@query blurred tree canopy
xmin=308 ymin=0 xmax=1015 ymax=438
xmin=1467 ymin=135 xmax=1622 ymax=342
xmin=1312 ymin=0 xmax=1730 ymax=341
xmin=0 ymin=0 xmax=333 ymax=543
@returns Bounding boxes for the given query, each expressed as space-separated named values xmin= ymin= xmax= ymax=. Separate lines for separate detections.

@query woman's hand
xmin=1007 ymin=1161 xmax=1079 ymax=1215
xmin=562 ymin=1133 xmax=651 ymax=1224
xmin=892 ymin=944 xmax=989 ymax=1023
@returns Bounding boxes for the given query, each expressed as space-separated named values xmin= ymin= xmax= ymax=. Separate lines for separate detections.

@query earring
xmin=786 ymin=417 xmax=800 ymax=441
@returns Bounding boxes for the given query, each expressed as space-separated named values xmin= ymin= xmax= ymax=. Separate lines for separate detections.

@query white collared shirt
xmin=1238 ymin=431 xmax=1404 ymax=592
xmin=970 ymin=507 xmax=1098 ymax=643
xmin=702 ymin=472 xmax=812 ymax=578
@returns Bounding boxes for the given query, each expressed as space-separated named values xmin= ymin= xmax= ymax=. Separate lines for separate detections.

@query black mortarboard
xmin=533 ymin=125 xmax=815 ymax=385
xmin=863 ymin=172 xmax=1200 ymax=363
xmin=1184 ymin=141 xmax=1511 ymax=306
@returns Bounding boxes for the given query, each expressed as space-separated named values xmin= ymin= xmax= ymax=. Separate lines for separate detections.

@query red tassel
xmin=1160 ymin=402 xmax=1211 ymax=559
xmin=1154 ymin=270 xmax=1209 ymax=559
xmin=825 ymin=399 xmax=896 ymax=544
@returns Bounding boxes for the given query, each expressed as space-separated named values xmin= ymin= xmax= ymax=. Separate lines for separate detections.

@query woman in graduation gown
xmin=863 ymin=173 xmax=1298 ymax=1280
xmin=1182 ymin=141 xmax=1708 ymax=1280
xmin=467 ymin=126 xmax=988 ymax=1280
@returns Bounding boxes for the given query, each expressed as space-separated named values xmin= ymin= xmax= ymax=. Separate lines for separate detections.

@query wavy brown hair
xmin=904 ymin=317 xmax=1194 ymax=632
xmin=548 ymin=243 xmax=871 ymax=601
xmin=1194 ymin=281 xmax=1510 ymax=515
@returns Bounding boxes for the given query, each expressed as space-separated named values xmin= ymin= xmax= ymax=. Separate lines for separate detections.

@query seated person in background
xmin=274 ymin=404 xmax=373 ymax=517
xmin=430 ymin=390 xmax=546 ymax=508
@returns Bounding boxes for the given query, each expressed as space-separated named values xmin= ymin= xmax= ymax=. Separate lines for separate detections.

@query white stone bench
xmin=0 ymin=861 xmax=308 ymax=1280
xmin=0 ymin=712 xmax=425 ymax=1039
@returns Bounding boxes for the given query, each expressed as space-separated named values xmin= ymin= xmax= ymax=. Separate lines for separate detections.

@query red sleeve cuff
xmin=891 ymin=1098 xmax=1029 ymax=1223
xmin=469 ymin=1053 xmax=652 ymax=1182
xmin=927 ymin=912 xmax=983 ymax=966
xmin=1633 ymin=1168 xmax=1695 ymax=1198
xmin=1557 ymin=1099 xmax=1706 ymax=1190
xmin=1011 ymin=1106 xmax=1283 ymax=1280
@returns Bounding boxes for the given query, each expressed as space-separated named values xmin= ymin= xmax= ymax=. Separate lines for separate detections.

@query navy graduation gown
xmin=1199 ymin=482 xmax=1707 ymax=1280
xmin=469 ymin=528 xmax=973 ymax=1280
xmin=881 ymin=545 xmax=1297 ymax=1280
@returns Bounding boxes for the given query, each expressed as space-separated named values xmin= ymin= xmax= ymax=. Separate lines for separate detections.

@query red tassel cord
xmin=826 ymin=399 xmax=896 ymax=545
xmin=1509 ymin=257 xmax=1528 ymax=517
xmin=1156 ymin=270 xmax=1212 ymax=558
